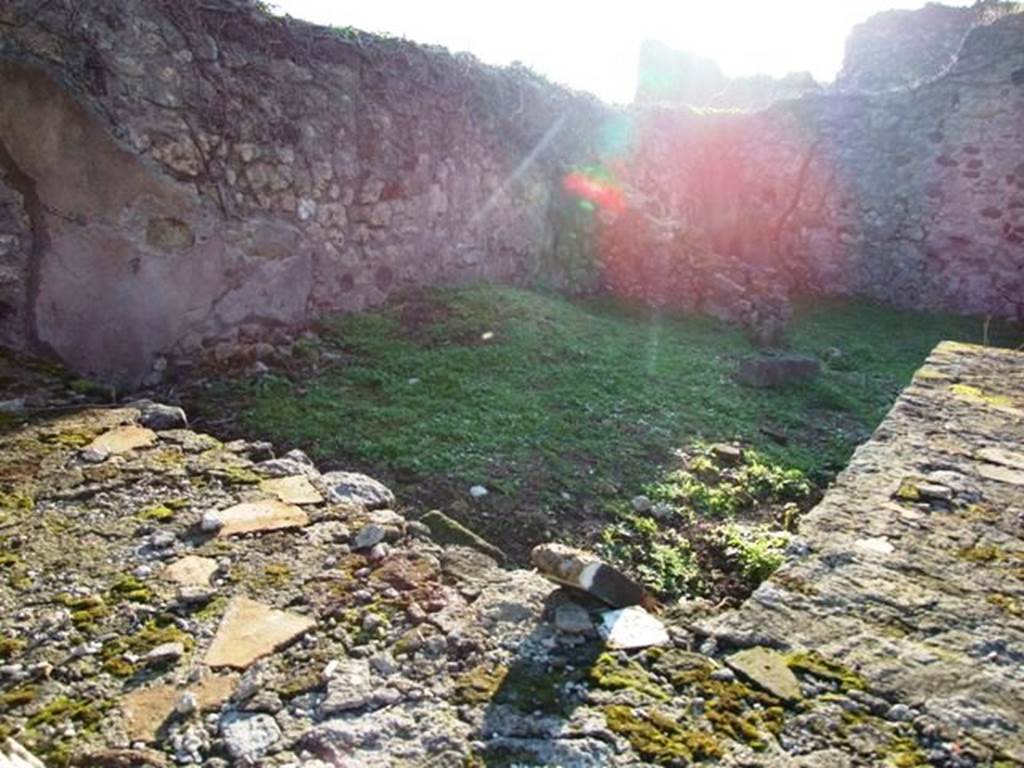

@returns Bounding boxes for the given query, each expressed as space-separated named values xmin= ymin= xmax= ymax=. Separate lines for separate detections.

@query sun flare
xmin=272 ymin=0 xmax=972 ymax=102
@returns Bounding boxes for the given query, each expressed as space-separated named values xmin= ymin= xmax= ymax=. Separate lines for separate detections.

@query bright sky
xmin=271 ymin=1 xmax=970 ymax=104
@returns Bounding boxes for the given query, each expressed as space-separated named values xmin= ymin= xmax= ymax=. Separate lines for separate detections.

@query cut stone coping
xmin=201 ymin=499 xmax=309 ymax=537
xmin=204 ymin=596 xmax=315 ymax=669
xmin=703 ymin=341 xmax=1024 ymax=761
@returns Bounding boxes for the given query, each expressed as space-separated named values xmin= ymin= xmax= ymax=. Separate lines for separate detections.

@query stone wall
xmin=635 ymin=39 xmax=821 ymax=110
xmin=0 ymin=0 xmax=607 ymax=382
xmin=837 ymin=1 xmax=1022 ymax=92
xmin=0 ymin=0 xmax=1021 ymax=383
xmin=593 ymin=9 xmax=1024 ymax=323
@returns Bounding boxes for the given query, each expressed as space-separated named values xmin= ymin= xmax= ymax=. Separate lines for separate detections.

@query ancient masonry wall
xmin=603 ymin=12 xmax=1024 ymax=321
xmin=0 ymin=0 xmax=1021 ymax=383
xmin=0 ymin=0 xmax=607 ymax=381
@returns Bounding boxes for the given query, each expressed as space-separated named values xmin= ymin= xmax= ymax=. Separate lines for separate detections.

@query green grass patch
xmin=193 ymin=285 xmax=1018 ymax=548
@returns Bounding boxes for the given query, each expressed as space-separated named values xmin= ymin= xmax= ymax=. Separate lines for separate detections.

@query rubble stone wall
xmin=0 ymin=0 xmax=1021 ymax=383
xmin=598 ymin=11 xmax=1024 ymax=323
xmin=0 ymin=0 xmax=606 ymax=381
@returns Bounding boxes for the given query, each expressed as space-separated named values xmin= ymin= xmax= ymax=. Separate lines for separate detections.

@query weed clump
xmin=601 ymin=443 xmax=808 ymax=600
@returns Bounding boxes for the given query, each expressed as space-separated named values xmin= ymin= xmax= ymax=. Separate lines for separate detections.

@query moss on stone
xmin=895 ymin=480 xmax=920 ymax=501
xmin=60 ymin=594 xmax=110 ymax=628
xmin=253 ymin=563 xmax=293 ymax=589
xmin=494 ymin=661 xmax=574 ymax=715
xmin=786 ymin=650 xmax=867 ymax=692
xmin=193 ymin=595 xmax=229 ymax=621
xmin=885 ymin=737 xmax=930 ymax=767
xmin=957 ymin=545 xmax=1004 ymax=563
xmin=773 ymin=571 xmax=819 ymax=596
xmin=225 ymin=466 xmax=262 ymax=484
xmin=987 ymin=593 xmax=1022 ymax=617
xmin=949 ymin=383 xmax=1016 ymax=409
xmin=68 ymin=378 xmax=110 ymax=398
xmin=589 ymin=652 xmax=669 ymax=701
xmin=701 ymin=678 xmax=785 ymax=749
xmin=101 ymin=656 xmax=137 ymax=677
xmin=0 ymin=490 xmax=34 ymax=511
xmin=0 ymin=635 xmax=25 ymax=659
xmin=100 ymin=618 xmax=194 ymax=675
xmin=0 ymin=551 xmax=21 ymax=569
xmin=453 ymin=663 xmax=507 ymax=704
xmin=135 ymin=504 xmax=175 ymax=522
xmin=0 ymin=685 xmax=38 ymax=709
xmin=419 ymin=509 xmax=506 ymax=561
xmin=276 ymin=669 xmax=323 ymax=699
xmin=27 ymin=695 xmax=107 ymax=730
xmin=603 ymin=704 xmax=723 ymax=764
xmin=108 ymin=574 xmax=153 ymax=603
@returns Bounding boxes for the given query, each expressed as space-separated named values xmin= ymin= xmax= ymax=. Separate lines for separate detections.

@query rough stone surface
xmin=258 ymin=474 xmax=323 ymax=505
xmin=121 ymin=685 xmax=179 ymax=743
xmin=319 ymin=658 xmax=373 ymax=716
xmin=322 ymin=471 xmax=396 ymax=509
xmin=136 ymin=402 xmax=188 ymax=431
xmin=204 ymin=597 xmax=315 ymax=669
xmin=598 ymin=606 xmax=670 ymax=649
xmin=1 ymin=338 xmax=1022 ymax=766
xmin=219 ymin=712 xmax=281 ymax=762
xmin=553 ymin=602 xmax=594 ymax=635
xmin=837 ymin=2 xmax=1021 ymax=91
xmin=704 ymin=341 xmax=1024 ymax=762
xmin=0 ymin=739 xmax=45 ymax=768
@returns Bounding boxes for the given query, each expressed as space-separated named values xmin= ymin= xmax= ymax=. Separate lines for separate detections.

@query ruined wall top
xmin=837 ymin=0 xmax=1023 ymax=91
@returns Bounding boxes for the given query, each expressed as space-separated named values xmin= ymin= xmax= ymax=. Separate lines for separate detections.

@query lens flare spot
xmin=563 ymin=167 xmax=626 ymax=214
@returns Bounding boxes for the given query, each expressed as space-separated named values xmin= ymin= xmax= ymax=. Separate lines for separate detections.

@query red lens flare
xmin=562 ymin=170 xmax=626 ymax=214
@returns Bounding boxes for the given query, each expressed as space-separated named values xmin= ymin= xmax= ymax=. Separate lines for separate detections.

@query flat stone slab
xmin=86 ymin=425 xmax=157 ymax=454
xmin=162 ymin=555 xmax=218 ymax=586
xmin=977 ymin=462 xmax=1024 ymax=486
xmin=259 ymin=474 xmax=324 ymax=505
xmin=201 ymin=499 xmax=309 ymax=537
xmin=976 ymin=446 xmax=1024 ymax=470
xmin=725 ymin=647 xmax=802 ymax=702
xmin=205 ymin=596 xmax=315 ymax=669
xmin=192 ymin=673 xmax=240 ymax=711
xmin=121 ymin=685 xmax=179 ymax=742
xmin=703 ymin=342 xmax=1024 ymax=762
xmin=598 ymin=606 xmax=669 ymax=649
xmin=120 ymin=674 xmax=240 ymax=743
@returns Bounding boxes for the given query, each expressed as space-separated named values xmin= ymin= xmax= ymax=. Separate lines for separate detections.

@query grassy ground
xmin=189 ymin=285 xmax=1019 ymax=575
